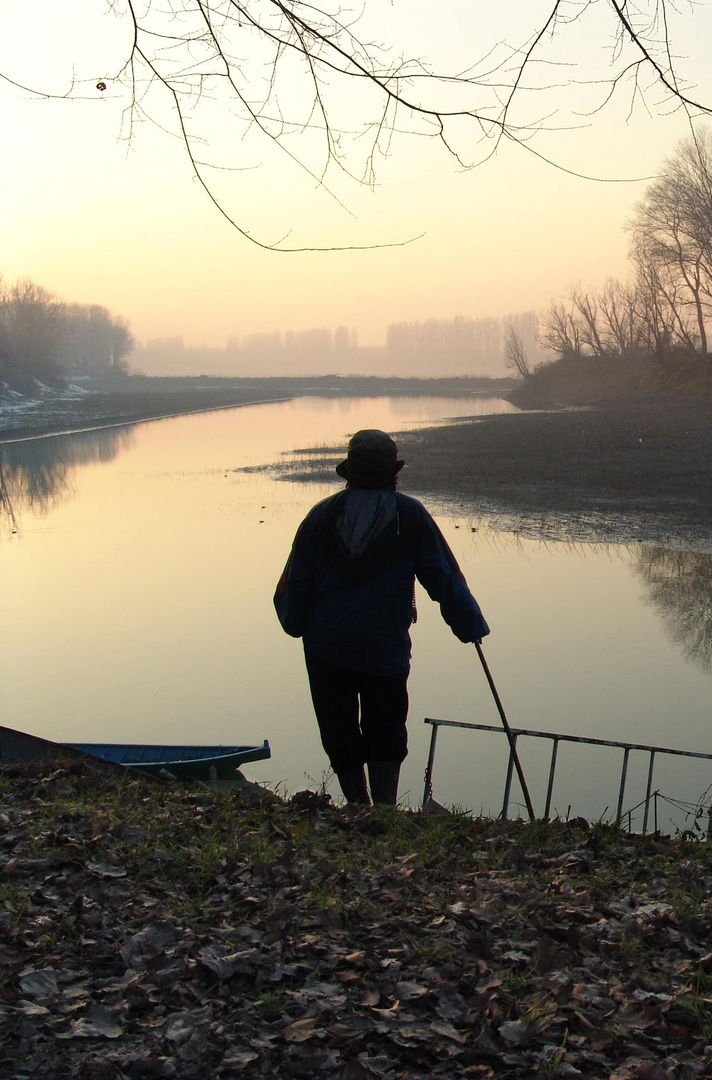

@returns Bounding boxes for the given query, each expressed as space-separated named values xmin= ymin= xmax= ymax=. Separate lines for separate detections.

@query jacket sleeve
xmin=273 ymin=522 xmax=315 ymax=639
xmin=414 ymin=509 xmax=490 ymax=642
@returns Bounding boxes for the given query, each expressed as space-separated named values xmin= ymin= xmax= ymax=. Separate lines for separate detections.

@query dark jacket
xmin=274 ymin=489 xmax=489 ymax=675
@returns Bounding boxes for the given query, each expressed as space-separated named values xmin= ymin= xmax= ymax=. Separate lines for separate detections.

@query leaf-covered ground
xmin=2 ymin=760 xmax=712 ymax=1079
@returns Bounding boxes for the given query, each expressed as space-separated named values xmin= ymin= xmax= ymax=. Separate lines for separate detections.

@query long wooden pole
xmin=475 ymin=641 xmax=536 ymax=822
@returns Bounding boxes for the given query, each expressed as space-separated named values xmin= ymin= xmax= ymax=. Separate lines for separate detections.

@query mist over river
xmin=2 ymin=395 xmax=711 ymax=830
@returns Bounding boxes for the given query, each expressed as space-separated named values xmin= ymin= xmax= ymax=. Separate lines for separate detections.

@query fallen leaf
xmin=57 ymin=1012 xmax=123 ymax=1040
xmin=197 ymin=945 xmax=260 ymax=980
xmin=498 ymin=1019 xmax=528 ymax=1046
xmin=430 ymin=1020 xmax=470 ymax=1044
xmin=86 ymin=859 xmax=127 ymax=878
xmin=19 ymin=969 xmax=58 ymax=1001
xmin=221 ymin=1050 xmax=259 ymax=1069
xmin=284 ymin=1016 xmax=318 ymax=1043
xmin=120 ymin=923 xmax=177 ymax=970
xmin=18 ymin=999 xmax=50 ymax=1016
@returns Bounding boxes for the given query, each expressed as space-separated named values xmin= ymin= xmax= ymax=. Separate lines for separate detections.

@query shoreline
xmin=0 ymin=375 xmax=513 ymax=444
xmin=3 ymin=385 xmax=711 ymax=551
xmin=0 ymin=396 xmax=293 ymax=446
xmin=0 ymin=386 xmax=297 ymax=445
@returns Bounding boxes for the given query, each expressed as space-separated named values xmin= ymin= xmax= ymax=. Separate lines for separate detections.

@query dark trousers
xmin=304 ymin=649 xmax=409 ymax=774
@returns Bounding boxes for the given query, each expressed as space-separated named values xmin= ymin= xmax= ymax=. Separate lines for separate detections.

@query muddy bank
xmin=0 ymin=385 xmax=288 ymax=443
xmin=273 ymin=401 xmax=712 ymax=550
xmin=400 ymin=401 xmax=712 ymax=546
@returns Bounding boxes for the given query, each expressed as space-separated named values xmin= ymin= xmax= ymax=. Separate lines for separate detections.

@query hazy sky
xmin=3 ymin=1 xmax=712 ymax=350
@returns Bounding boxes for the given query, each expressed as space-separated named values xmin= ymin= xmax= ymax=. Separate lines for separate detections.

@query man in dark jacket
xmin=274 ymin=429 xmax=489 ymax=806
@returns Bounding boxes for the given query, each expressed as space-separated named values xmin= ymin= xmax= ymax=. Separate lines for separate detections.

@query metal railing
xmin=422 ymin=717 xmax=712 ymax=833
xmin=620 ymin=790 xmax=712 ymax=838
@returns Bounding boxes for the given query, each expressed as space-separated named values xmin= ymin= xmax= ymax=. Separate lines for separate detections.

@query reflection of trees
xmin=635 ymin=547 xmax=712 ymax=673
xmin=0 ymin=427 xmax=134 ymax=535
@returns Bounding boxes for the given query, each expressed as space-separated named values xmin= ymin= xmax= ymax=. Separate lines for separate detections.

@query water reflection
xmin=634 ymin=547 xmax=712 ymax=673
xmin=0 ymin=427 xmax=134 ymax=532
xmin=463 ymin=524 xmax=712 ymax=676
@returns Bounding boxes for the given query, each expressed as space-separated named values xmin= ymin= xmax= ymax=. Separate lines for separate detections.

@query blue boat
xmin=66 ymin=740 xmax=271 ymax=781
xmin=0 ymin=724 xmax=270 ymax=782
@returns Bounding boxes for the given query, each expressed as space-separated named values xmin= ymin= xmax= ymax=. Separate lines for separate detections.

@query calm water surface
xmin=2 ymin=395 xmax=711 ymax=829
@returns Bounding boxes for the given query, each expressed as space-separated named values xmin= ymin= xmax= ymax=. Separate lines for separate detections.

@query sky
xmin=2 ymin=0 xmax=712 ymax=357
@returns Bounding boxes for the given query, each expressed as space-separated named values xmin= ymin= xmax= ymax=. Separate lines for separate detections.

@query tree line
xmin=0 ymin=277 xmax=134 ymax=391
xmin=227 ymin=326 xmax=359 ymax=356
xmin=386 ymin=312 xmax=542 ymax=375
xmin=134 ymin=316 xmax=541 ymax=378
xmin=134 ymin=327 xmax=361 ymax=377
xmin=534 ymin=129 xmax=712 ymax=392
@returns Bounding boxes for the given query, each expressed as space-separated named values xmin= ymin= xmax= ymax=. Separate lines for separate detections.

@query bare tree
xmin=504 ymin=326 xmax=531 ymax=380
xmin=570 ymin=280 xmax=649 ymax=358
xmin=570 ymin=285 xmax=607 ymax=357
xmin=63 ymin=305 xmax=135 ymax=372
xmin=628 ymin=129 xmax=712 ymax=357
xmin=3 ymin=1 xmax=711 ymax=249
xmin=536 ymin=129 xmax=712 ymax=370
xmin=541 ymin=276 xmax=685 ymax=364
xmin=0 ymin=278 xmax=66 ymax=383
xmin=538 ymin=300 xmax=582 ymax=360
xmin=598 ymin=279 xmax=646 ymax=357
xmin=631 ymin=245 xmax=700 ymax=360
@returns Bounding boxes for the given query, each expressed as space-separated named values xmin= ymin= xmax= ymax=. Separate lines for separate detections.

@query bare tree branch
xmin=3 ymin=0 xmax=711 ymax=249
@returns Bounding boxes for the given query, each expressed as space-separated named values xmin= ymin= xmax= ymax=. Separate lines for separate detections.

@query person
xmin=274 ymin=429 xmax=489 ymax=806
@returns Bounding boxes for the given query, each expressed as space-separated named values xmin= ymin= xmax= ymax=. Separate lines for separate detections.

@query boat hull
xmin=0 ymin=725 xmax=270 ymax=782
xmin=67 ymin=740 xmax=271 ymax=780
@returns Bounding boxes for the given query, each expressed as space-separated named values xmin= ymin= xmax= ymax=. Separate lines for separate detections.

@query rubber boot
xmin=368 ymin=761 xmax=401 ymax=806
xmin=336 ymin=765 xmax=370 ymax=805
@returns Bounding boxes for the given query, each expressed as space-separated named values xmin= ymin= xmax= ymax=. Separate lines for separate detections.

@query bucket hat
xmin=335 ymin=429 xmax=405 ymax=487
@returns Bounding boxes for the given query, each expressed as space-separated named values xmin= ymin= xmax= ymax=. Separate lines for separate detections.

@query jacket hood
xmin=336 ymin=488 xmax=398 ymax=558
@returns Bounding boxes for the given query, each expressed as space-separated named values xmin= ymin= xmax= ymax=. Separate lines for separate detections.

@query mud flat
xmin=275 ymin=401 xmax=712 ymax=550
xmin=401 ymin=401 xmax=712 ymax=549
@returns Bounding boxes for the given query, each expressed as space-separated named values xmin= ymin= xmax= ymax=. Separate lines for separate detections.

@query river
xmin=2 ymin=394 xmax=711 ymax=831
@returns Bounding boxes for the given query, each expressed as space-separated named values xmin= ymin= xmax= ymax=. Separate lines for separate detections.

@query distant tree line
xmin=135 ymin=315 xmax=544 ymax=378
xmin=135 ymin=316 xmax=538 ymax=378
xmin=227 ymin=325 xmax=359 ymax=357
xmin=0 ymin=276 xmax=134 ymax=392
xmin=538 ymin=129 xmax=712 ymax=394
xmin=135 ymin=327 xmax=363 ymax=377
xmin=385 ymin=312 xmax=541 ymax=375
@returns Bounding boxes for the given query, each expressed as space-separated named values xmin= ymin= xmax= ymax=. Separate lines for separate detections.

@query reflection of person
xmin=274 ymin=429 xmax=489 ymax=806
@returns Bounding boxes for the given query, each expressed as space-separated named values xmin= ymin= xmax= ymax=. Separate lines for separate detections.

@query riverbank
xmin=3 ymin=756 xmax=712 ymax=1079
xmin=0 ymin=382 xmax=288 ymax=443
xmin=0 ymin=375 xmax=511 ymax=443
